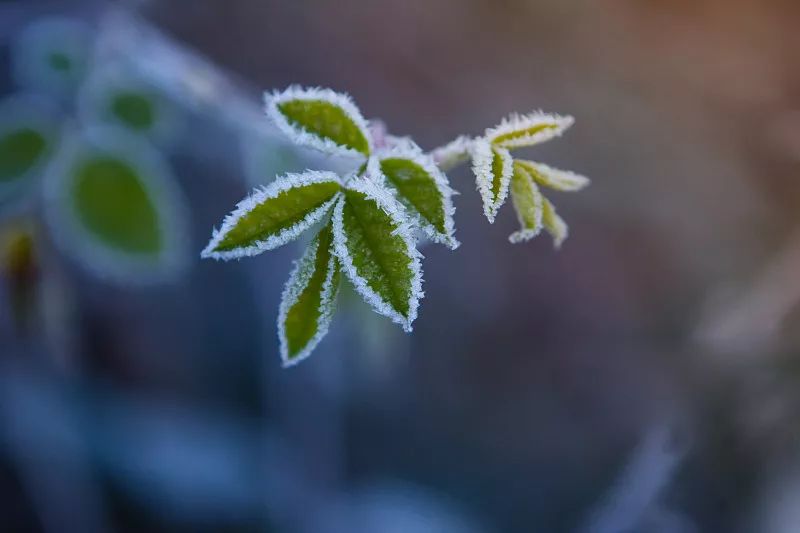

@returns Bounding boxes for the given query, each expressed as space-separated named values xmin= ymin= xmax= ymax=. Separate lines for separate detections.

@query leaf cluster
xmin=203 ymin=86 xmax=590 ymax=365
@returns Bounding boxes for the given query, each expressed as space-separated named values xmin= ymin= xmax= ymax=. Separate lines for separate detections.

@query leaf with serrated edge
xmin=372 ymin=144 xmax=459 ymax=249
xmin=509 ymin=163 xmax=544 ymax=243
xmin=431 ymin=135 xmax=473 ymax=171
xmin=202 ymin=170 xmax=341 ymax=261
xmin=515 ymin=159 xmax=590 ymax=192
xmin=265 ymin=86 xmax=371 ymax=158
xmin=486 ymin=112 xmax=573 ymax=150
xmin=331 ymin=177 xmax=423 ymax=332
xmin=278 ymin=220 xmax=340 ymax=366
xmin=472 ymin=138 xmax=513 ymax=223
xmin=542 ymin=196 xmax=569 ymax=249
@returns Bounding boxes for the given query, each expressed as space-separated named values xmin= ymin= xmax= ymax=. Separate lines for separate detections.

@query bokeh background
xmin=3 ymin=0 xmax=800 ymax=531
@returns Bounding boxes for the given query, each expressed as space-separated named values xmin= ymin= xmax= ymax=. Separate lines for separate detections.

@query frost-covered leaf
xmin=278 ymin=220 xmax=341 ymax=366
xmin=472 ymin=138 xmax=513 ymax=223
xmin=515 ymin=159 xmax=590 ymax=192
xmin=44 ymin=127 xmax=188 ymax=284
xmin=486 ymin=112 xmax=573 ymax=150
xmin=431 ymin=135 xmax=473 ymax=171
xmin=509 ymin=163 xmax=543 ymax=243
xmin=332 ymin=178 xmax=422 ymax=331
xmin=265 ymin=86 xmax=371 ymax=158
xmin=202 ymin=171 xmax=342 ymax=260
xmin=542 ymin=196 xmax=569 ymax=249
xmin=373 ymin=145 xmax=458 ymax=249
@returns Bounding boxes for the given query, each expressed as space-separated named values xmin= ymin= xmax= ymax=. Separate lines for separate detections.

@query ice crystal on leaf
xmin=485 ymin=111 xmax=573 ymax=150
xmin=374 ymin=141 xmax=459 ymax=249
xmin=201 ymin=170 xmax=342 ymax=261
xmin=278 ymin=220 xmax=341 ymax=366
xmin=265 ymin=86 xmax=372 ymax=158
xmin=203 ymin=85 xmax=591 ymax=365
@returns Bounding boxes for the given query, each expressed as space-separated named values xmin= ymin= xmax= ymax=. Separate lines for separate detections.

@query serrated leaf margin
xmin=264 ymin=85 xmax=372 ymax=158
xmin=201 ymin=170 xmax=342 ymax=261
xmin=472 ymin=139 xmax=513 ymax=223
xmin=371 ymin=143 xmax=459 ymax=249
xmin=486 ymin=111 xmax=574 ymax=150
xmin=331 ymin=178 xmax=423 ymax=332
xmin=278 ymin=227 xmax=340 ymax=367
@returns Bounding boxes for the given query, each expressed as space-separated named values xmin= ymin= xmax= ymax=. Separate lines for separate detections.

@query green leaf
xmin=332 ymin=178 xmax=422 ymax=331
xmin=45 ymin=130 xmax=188 ymax=284
xmin=279 ymin=220 xmax=341 ymax=366
xmin=110 ymin=91 xmax=156 ymax=132
xmin=509 ymin=163 xmax=544 ymax=243
xmin=266 ymin=86 xmax=371 ymax=157
xmin=0 ymin=127 xmax=48 ymax=184
xmin=202 ymin=171 xmax=342 ymax=260
xmin=542 ymin=196 xmax=569 ymax=248
xmin=375 ymin=146 xmax=458 ymax=249
xmin=72 ymin=156 xmax=163 ymax=254
xmin=0 ymin=95 xmax=58 ymax=202
xmin=472 ymin=139 xmax=513 ymax=223
xmin=486 ymin=112 xmax=574 ymax=150
xmin=515 ymin=159 xmax=590 ymax=192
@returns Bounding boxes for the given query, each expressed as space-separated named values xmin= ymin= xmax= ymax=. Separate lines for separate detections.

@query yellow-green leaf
xmin=542 ymin=196 xmax=569 ymax=248
xmin=486 ymin=112 xmax=573 ymax=150
xmin=509 ymin=163 xmax=544 ymax=243
xmin=515 ymin=159 xmax=590 ymax=192
xmin=472 ymin=139 xmax=513 ymax=223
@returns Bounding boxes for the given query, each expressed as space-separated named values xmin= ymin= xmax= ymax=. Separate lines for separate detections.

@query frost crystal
xmin=265 ymin=85 xmax=372 ymax=158
xmin=472 ymin=138 xmax=513 ymax=223
xmin=278 ymin=229 xmax=340 ymax=367
xmin=331 ymin=177 xmax=423 ymax=332
xmin=509 ymin=164 xmax=544 ymax=244
xmin=485 ymin=111 xmax=574 ymax=149
xmin=203 ymin=84 xmax=592 ymax=366
xmin=431 ymin=135 xmax=473 ymax=171
xmin=201 ymin=170 xmax=342 ymax=261
xmin=516 ymin=159 xmax=590 ymax=192
xmin=374 ymin=141 xmax=459 ymax=249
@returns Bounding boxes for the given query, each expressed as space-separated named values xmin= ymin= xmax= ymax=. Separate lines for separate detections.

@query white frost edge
xmin=472 ymin=138 xmax=513 ymax=223
xmin=278 ymin=227 xmax=340 ymax=367
xmin=264 ymin=85 xmax=372 ymax=159
xmin=485 ymin=111 xmax=574 ymax=150
xmin=509 ymin=164 xmax=544 ymax=244
xmin=332 ymin=179 xmax=424 ymax=332
xmin=201 ymin=170 xmax=342 ymax=261
xmin=431 ymin=135 xmax=473 ymax=171
xmin=373 ymin=142 xmax=460 ymax=250
xmin=43 ymin=124 xmax=190 ymax=286
xmin=517 ymin=159 xmax=591 ymax=192
xmin=542 ymin=196 xmax=569 ymax=249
